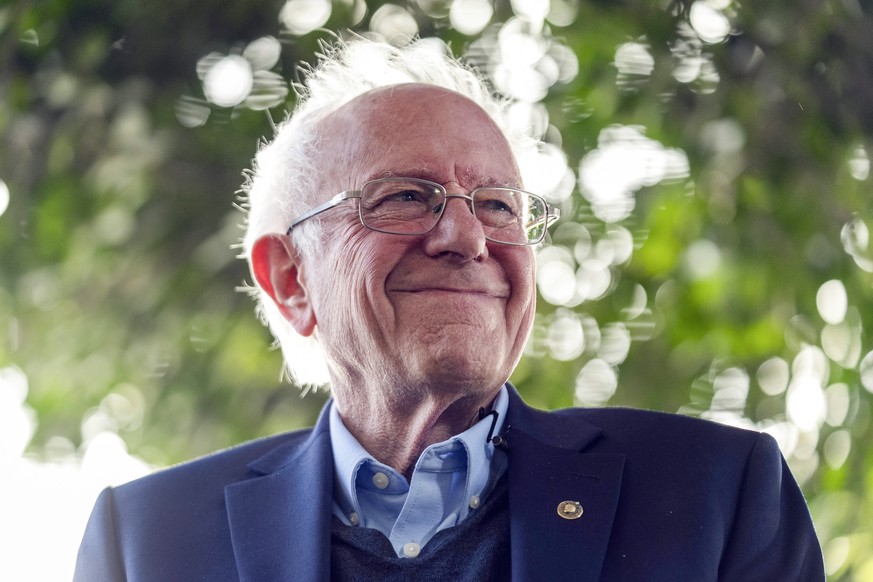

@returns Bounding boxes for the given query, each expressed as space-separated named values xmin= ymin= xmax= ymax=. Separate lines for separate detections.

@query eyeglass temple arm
xmin=548 ymin=206 xmax=560 ymax=223
xmin=285 ymin=190 xmax=362 ymax=235
xmin=532 ymin=206 xmax=560 ymax=228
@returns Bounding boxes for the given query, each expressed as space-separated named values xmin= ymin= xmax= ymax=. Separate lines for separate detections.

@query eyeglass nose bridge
xmin=433 ymin=193 xmax=475 ymax=215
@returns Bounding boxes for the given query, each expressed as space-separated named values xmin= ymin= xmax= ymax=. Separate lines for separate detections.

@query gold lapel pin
xmin=557 ymin=500 xmax=584 ymax=520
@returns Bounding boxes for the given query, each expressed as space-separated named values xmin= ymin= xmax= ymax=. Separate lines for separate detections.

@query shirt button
xmin=469 ymin=495 xmax=481 ymax=509
xmin=348 ymin=512 xmax=360 ymax=526
xmin=372 ymin=472 xmax=390 ymax=489
xmin=402 ymin=542 xmax=421 ymax=558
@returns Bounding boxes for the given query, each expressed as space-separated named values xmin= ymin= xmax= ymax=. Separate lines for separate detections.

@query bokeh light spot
xmin=684 ymin=239 xmax=722 ymax=279
xmin=518 ymin=142 xmax=571 ymax=201
xmin=860 ymin=351 xmax=873 ymax=393
xmin=202 ymin=55 xmax=254 ymax=108
xmin=577 ymin=259 xmax=613 ymax=301
xmin=757 ymin=357 xmax=790 ymax=396
xmin=507 ymin=101 xmax=549 ymax=140
xmin=598 ymin=323 xmax=631 ymax=365
xmin=510 ymin=0 xmax=549 ymax=24
xmin=415 ymin=0 xmax=451 ymax=19
xmin=824 ymin=383 xmax=850 ymax=426
xmin=671 ymin=23 xmax=721 ymax=91
xmin=689 ymin=1 xmax=731 ymax=44
xmin=93 ymin=206 xmax=135 ymax=245
xmin=840 ymin=217 xmax=873 ymax=272
xmin=623 ymin=284 xmax=648 ymax=320
xmin=699 ymin=118 xmax=745 ymax=154
xmin=710 ymin=367 xmax=750 ymax=414
xmin=498 ymin=18 xmax=548 ymax=67
xmin=0 ymin=178 xmax=9 ymax=217
xmin=245 ymin=71 xmax=290 ymax=110
xmin=848 ymin=145 xmax=870 ymax=181
xmin=549 ymin=42 xmax=579 ymax=83
xmin=493 ymin=62 xmax=548 ymax=103
xmin=175 ymin=96 xmax=210 ymax=128
xmin=823 ymin=430 xmax=851 ymax=469
xmin=370 ymin=4 xmax=419 ymax=44
xmin=792 ymin=345 xmax=829 ymax=384
xmin=243 ymin=36 xmax=282 ymax=71
xmin=449 ymin=0 xmax=493 ymax=35
xmin=596 ymin=225 xmax=634 ymax=266
xmin=280 ymin=0 xmax=333 ymax=36
xmin=537 ymin=255 xmax=577 ymax=306
xmin=547 ymin=0 xmax=579 ymax=26
xmin=575 ymin=358 xmax=618 ymax=406
xmin=614 ymin=42 xmax=654 ymax=90
xmin=20 ymin=28 xmax=39 ymax=46
xmin=816 ymin=279 xmax=847 ymax=324
xmin=821 ymin=315 xmax=862 ymax=368
xmin=547 ymin=310 xmax=585 ymax=361
xmin=824 ymin=537 xmax=851 ymax=578
xmin=786 ymin=374 xmax=827 ymax=432
xmin=579 ymin=125 xmax=689 ymax=223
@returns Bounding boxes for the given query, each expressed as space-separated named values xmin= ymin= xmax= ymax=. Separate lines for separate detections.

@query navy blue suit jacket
xmin=74 ymin=388 xmax=824 ymax=581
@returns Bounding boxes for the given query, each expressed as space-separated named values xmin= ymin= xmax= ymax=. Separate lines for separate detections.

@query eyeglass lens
xmin=359 ymin=178 xmax=547 ymax=244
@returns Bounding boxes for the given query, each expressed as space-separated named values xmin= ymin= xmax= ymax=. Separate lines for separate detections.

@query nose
xmin=422 ymin=194 xmax=488 ymax=261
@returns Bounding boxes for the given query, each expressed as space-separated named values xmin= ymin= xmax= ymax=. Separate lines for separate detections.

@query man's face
xmin=300 ymin=84 xmax=536 ymax=402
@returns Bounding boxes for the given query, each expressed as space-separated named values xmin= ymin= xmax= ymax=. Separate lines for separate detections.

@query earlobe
xmin=250 ymin=234 xmax=317 ymax=336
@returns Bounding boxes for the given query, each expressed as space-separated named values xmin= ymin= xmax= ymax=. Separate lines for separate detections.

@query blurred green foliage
xmin=1 ymin=0 xmax=872 ymax=578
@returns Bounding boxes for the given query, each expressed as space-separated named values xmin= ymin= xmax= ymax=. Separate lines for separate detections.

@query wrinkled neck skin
xmin=329 ymin=369 xmax=503 ymax=480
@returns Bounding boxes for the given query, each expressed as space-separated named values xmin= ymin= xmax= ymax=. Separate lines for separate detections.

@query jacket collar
xmin=225 ymin=403 xmax=334 ymax=582
xmin=225 ymin=387 xmax=625 ymax=582
xmin=505 ymin=387 xmax=625 ymax=581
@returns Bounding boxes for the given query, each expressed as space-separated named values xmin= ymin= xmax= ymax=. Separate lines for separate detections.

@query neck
xmin=333 ymin=385 xmax=501 ymax=479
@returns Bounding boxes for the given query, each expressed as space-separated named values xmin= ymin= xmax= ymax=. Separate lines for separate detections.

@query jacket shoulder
xmin=540 ymin=404 xmax=773 ymax=463
xmin=117 ymin=426 xmax=315 ymax=496
xmin=558 ymin=405 xmax=762 ymax=439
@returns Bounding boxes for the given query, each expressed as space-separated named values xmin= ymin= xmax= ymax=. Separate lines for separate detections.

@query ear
xmin=250 ymin=234 xmax=317 ymax=337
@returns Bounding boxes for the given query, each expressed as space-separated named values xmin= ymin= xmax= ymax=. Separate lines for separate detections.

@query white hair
xmin=241 ymin=36 xmax=539 ymax=387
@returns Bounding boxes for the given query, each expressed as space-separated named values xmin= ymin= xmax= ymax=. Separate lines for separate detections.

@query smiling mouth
xmin=391 ymin=287 xmax=508 ymax=299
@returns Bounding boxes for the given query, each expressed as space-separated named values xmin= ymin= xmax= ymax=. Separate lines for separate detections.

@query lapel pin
xmin=557 ymin=500 xmax=584 ymax=520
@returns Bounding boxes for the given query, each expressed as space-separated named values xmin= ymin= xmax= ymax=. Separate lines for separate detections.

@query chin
xmin=411 ymin=352 xmax=506 ymax=395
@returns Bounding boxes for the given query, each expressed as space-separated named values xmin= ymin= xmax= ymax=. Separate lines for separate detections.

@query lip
xmin=390 ymin=287 xmax=509 ymax=299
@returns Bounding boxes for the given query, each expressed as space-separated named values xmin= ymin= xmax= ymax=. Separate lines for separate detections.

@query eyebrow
xmin=366 ymin=167 xmax=522 ymax=189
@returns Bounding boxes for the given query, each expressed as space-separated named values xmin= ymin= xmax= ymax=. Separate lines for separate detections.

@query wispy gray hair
xmin=240 ymin=36 xmax=538 ymax=387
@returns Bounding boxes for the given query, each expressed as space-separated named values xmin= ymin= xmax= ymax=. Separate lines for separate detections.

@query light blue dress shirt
xmin=328 ymin=386 xmax=509 ymax=558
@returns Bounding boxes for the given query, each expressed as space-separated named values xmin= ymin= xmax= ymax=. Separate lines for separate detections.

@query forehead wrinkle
xmin=455 ymin=165 xmax=521 ymax=189
xmin=365 ymin=165 xmax=519 ymax=189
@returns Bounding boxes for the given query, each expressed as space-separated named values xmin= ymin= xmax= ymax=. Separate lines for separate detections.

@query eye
xmin=478 ymin=198 xmax=515 ymax=214
xmin=363 ymin=181 xmax=436 ymax=211
xmin=474 ymin=190 xmax=521 ymax=220
xmin=385 ymin=189 xmax=429 ymax=203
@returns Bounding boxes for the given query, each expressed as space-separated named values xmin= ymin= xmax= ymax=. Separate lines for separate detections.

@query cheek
xmin=504 ymin=250 xmax=537 ymax=324
xmin=316 ymin=228 xmax=397 ymax=331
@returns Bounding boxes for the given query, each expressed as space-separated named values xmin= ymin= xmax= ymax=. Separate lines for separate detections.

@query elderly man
xmin=75 ymin=40 xmax=824 ymax=581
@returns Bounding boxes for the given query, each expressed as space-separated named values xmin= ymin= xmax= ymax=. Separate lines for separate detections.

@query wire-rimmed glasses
xmin=285 ymin=177 xmax=560 ymax=246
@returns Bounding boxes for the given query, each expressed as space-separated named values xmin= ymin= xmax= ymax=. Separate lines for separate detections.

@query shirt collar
xmin=329 ymin=385 xmax=509 ymax=517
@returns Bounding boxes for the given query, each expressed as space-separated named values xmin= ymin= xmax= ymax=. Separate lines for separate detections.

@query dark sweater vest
xmin=330 ymin=478 xmax=510 ymax=581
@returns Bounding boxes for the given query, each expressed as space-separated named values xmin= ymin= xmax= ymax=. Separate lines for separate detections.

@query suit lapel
xmin=223 ymin=390 xmax=623 ymax=581
xmin=505 ymin=389 xmax=625 ymax=581
xmin=225 ymin=406 xmax=334 ymax=582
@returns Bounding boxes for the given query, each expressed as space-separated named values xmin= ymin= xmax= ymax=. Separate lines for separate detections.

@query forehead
xmin=313 ymin=84 xmax=520 ymax=193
